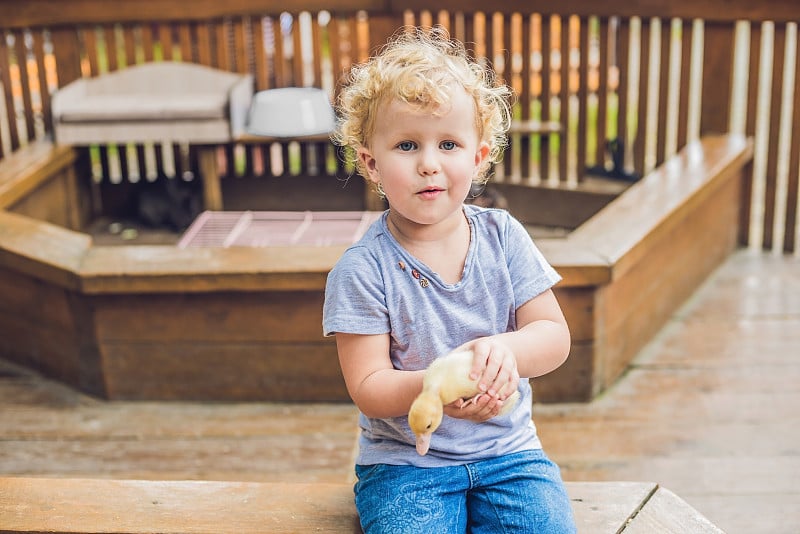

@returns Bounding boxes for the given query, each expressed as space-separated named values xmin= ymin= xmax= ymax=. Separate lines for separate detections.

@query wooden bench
xmin=0 ymin=477 xmax=723 ymax=533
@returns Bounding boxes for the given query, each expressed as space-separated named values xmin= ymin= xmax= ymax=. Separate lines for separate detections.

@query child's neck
xmin=387 ymin=208 xmax=471 ymax=284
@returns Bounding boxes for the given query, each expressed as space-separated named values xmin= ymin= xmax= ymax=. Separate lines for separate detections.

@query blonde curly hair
xmin=332 ymin=26 xmax=512 ymax=183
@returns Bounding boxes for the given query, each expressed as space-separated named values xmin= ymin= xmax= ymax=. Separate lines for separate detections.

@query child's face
xmin=358 ymin=86 xmax=490 ymax=227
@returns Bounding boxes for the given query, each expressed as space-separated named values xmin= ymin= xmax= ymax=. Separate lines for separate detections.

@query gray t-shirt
xmin=323 ymin=205 xmax=561 ymax=467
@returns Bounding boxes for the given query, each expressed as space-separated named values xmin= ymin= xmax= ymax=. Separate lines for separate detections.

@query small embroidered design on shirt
xmin=411 ymin=269 xmax=421 ymax=279
xmin=398 ymin=261 xmax=406 ymax=271
xmin=419 ymin=278 xmax=430 ymax=288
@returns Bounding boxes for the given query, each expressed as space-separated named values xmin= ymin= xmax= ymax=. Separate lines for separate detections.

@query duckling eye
xmin=426 ymin=423 xmax=432 ymax=430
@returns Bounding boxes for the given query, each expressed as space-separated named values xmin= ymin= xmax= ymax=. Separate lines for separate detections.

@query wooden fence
xmin=1 ymin=0 xmax=798 ymax=253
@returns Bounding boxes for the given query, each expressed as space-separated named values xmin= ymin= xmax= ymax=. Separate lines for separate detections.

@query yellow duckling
xmin=408 ymin=349 xmax=520 ymax=455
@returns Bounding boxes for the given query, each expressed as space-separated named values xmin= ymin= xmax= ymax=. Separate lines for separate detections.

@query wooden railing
xmin=0 ymin=0 xmax=798 ymax=253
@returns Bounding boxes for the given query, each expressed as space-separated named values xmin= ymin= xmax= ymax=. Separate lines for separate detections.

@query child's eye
xmin=440 ymin=140 xmax=457 ymax=150
xmin=397 ymin=141 xmax=416 ymax=151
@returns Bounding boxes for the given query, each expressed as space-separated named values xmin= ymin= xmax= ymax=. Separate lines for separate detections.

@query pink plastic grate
xmin=177 ymin=211 xmax=382 ymax=248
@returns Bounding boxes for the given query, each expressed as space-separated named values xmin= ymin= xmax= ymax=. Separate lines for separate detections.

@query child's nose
xmin=418 ymin=147 xmax=441 ymax=175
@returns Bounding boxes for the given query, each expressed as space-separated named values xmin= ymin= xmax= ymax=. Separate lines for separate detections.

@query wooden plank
xmin=633 ymin=17 xmax=650 ymax=175
xmin=569 ymin=481 xmax=657 ymax=533
xmin=701 ymin=22 xmax=737 ymax=139
xmin=616 ymin=140 xmax=747 ymax=277
xmin=0 ymin=478 xmax=669 ymax=534
xmin=0 ymin=437 xmax=357 ymax=483
xmin=195 ymin=20 xmax=213 ymax=67
xmin=655 ymin=14 xmax=671 ymax=167
xmin=536 ymin=239 xmax=610 ymax=287
xmin=595 ymin=176 xmax=741 ymax=388
xmin=576 ymin=15 xmax=590 ymax=182
xmin=13 ymin=30 xmax=36 ymax=143
xmin=0 ymin=266 xmax=92 ymax=387
xmin=7 ymin=170 xmax=73 ymax=228
xmin=0 ymin=140 xmax=76 ymax=210
xmin=569 ymin=134 xmax=753 ymax=274
xmin=92 ymin=290 xmax=326 ymax=342
xmin=594 ymin=16 xmax=610 ymax=173
xmin=378 ymin=1 xmax=800 ymax=22
xmin=0 ymin=211 xmax=89 ymax=290
xmin=0 ymin=310 xmax=86 ymax=385
xmin=1 ymin=0 xmax=388 ymax=29
xmin=532 ymin=341 xmax=595 ymax=402
xmin=100 ymin=341 xmax=347 ymax=401
xmin=77 ymin=258 xmax=334 ymax=292
xmin=291 ymin=15 xmax=304 ymax=86
xmin=0 ymin=371 xmax=361 ymax=478
xmin=0 ymin=265 xmax=76 ymax=330
xmin=493 ymin=180 xmax=624 ymax=229
xmin=676 ymin=18 xmax=692 ymax=151
xmin=550 ymin=286 xmax=595 ymax=341
xmin=0 ymin=478 xmax=363 ymax=534
xmin=516 ymin=13 xmax=532 ymax=179
xmin=0 ymin=32 xmax=20 ymax=152
xmin=623 ymin=486 xmax=725 ymax=533
xmin=539 ymin=13 xmax=553 ymax=182
xmin=197 ymin=146 xmax=223 ymax=210
xmin=251 ymin=17 xmax=269 ymax=90
xmin=79 ymin=244 xmax=346 ymax=293
xmin=0 ymin=398 xmax=359 ymax=441
xmin=785 ymin=28 xmax=800 ymax=252
xmin=616 ymin=18 xmax=630 ymax=164
xmin=31 ymin=31 xmax=53 ymax=135
xmin=2 ymin=0 xmax=800 ymax=30
xmin=759 ymin=23 xmax=785 ymax=251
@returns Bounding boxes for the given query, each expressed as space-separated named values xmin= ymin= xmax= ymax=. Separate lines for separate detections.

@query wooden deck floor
xmin=1 ymin=249 xmax=798 ymax=534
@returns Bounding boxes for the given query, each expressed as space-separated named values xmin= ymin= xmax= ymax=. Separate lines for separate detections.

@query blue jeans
xmin=353 ymin=449 xmax=576 ymax=534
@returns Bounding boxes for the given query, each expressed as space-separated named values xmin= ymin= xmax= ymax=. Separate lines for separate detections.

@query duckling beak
xmin=416 ymin=433 xmax=431 ymax=455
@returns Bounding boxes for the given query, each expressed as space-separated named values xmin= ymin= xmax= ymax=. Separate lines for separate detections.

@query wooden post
xmin=197 ymin=146 xmax=223 ymax=211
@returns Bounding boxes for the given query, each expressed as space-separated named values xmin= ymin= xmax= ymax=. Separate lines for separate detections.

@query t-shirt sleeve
xmin=503 ymin=213 xmax=561 ymax=308
xmin=322 ymin=246 xmax=391 ymax=337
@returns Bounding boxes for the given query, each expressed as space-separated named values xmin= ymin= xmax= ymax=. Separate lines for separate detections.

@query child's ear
xmin=358 ymin=147 xmax=380 ymax=183
xmin=475 ymin=142 xmax=490 ymax=167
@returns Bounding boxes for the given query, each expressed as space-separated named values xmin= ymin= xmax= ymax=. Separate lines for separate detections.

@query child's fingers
xmin=481 ymin=359 xmax=503 ymax=395
xmin=485 ymin=359 xmax=519 ymax=400
xmin=494 ymin=375 xmax=519 ymax=400
xmin=468 ymin=342 xmax=490 ymax=382
xmin=443 ymin=393 xmax=496 ymax=421
xmin=459 ymin=394 xmax=501 ymax=420
xmin=465 ymin=340 xmax=519 ymax=398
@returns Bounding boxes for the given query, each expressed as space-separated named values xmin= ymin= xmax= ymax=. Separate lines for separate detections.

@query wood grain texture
xmin=624 ymin=487 xmax=726 ymax=533
xmin=0 ymin=478 xmax=363 ymax=534
xmin=0 ymin=477 xmax=725 ymax=533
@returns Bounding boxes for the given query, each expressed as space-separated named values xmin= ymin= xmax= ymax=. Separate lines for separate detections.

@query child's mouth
xmin=417 ymin=186 xmax=444 ymax=199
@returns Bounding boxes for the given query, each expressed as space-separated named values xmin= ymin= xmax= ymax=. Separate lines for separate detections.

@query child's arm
xmin=457 ymin=288 xmax=570 ymax=403
xmin=335 ymin=332 xmax=425 ymax=418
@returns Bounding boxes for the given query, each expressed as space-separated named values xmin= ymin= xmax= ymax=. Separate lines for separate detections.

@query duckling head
xmin=408 ymin=390 xmax=443 ymax=455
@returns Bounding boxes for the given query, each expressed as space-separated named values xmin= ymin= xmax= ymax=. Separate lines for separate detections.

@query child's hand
xmin=459 ymin=338 xmax=520 ymax=402
xmin=443 ymin=393 xmax=509 ymax=422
